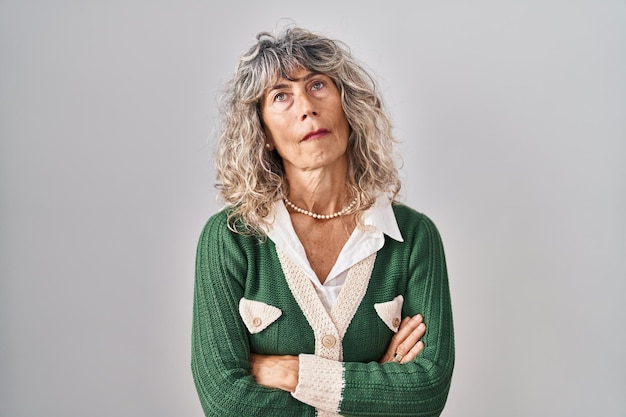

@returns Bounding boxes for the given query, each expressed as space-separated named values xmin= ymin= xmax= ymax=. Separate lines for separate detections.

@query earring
xmin=265 ymin=143 xmax=272 ymax=150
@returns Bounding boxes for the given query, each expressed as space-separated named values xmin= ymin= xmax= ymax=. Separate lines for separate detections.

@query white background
xmin=1 ymin=1 xmax=625 ymax=416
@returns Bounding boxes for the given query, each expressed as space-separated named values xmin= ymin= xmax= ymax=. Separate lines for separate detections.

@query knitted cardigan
xmin=191 ymin=203 xmax=454 ymax=417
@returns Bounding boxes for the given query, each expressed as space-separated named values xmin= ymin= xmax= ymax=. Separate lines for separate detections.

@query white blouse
xmin=263 ymin=195 xmax=404 ymax=311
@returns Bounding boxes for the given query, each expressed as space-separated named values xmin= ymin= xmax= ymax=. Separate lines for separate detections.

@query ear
xmin=262 ymin=127 xmax=276 ymax=151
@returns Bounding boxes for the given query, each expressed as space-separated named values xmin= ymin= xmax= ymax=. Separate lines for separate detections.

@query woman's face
xmin=261 ymin=68 xmax=350 ymax=174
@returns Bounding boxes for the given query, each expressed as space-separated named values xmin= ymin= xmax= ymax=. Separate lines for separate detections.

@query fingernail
xmin=418 ymin=323 xmax=426 ymax=331
xmin=412 ymin=314 xmax=422 ymax=321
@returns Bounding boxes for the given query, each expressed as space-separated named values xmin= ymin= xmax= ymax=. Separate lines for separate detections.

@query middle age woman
xmin=192 ymin=26 xmax=455 ymax=417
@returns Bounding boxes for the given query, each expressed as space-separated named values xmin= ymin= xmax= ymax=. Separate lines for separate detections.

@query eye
xmin=311 ymin=81 xmax=324 ymax=91
xmin=274 ymin=92 xmax=287 ymax=102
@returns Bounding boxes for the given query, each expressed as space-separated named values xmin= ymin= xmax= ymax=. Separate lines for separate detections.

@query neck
xmin=284 ymin=160 xmax=350 ymax=214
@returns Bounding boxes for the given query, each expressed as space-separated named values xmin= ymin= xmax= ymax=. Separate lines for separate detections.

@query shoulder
xmin=198 ymin=208 xmax=231 ymax=239
xmin=391 ymin=202 xmax=438 ymax=229
xmin=391 ymin=202 xmax=444 ymax=242
xmin=197 ymin=207 xmax=265 ymax=250
xmin=196 ymin=207 xmax=244 ymax=250
xmin=195 ymin=208 xmax=251 ymax=271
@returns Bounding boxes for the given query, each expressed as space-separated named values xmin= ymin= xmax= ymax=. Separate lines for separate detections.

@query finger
xmin=394 ymin=322 xmax=426 ymax=358
xmin=383 ymin=316 xmax=422 ymax=362
xmin=379 ymin=315 xmax=425 ymax=364
xmin=399 ymin=314 xmax=423 ymax=336
xmin=400 ymin=340 xmax=425 ymax=364
xmin=391 ymin=315 xmax=424 ymax=351
xmin=388 ymin=315 xmax=423 ymax=351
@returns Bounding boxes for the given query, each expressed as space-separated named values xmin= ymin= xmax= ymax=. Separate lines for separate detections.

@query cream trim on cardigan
xmin=238 ymin=298 xmax=282 ymax=334
xmin=294 ymin=354 xmax=344 ymax=417
xmin=374 ymin=295 xmax=404 ymax=333
xmin=277 ymin=247 xmax=377 ymax=415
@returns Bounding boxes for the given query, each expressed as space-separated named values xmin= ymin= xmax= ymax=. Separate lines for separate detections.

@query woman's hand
xmin=249 ymin=353 xmax=299 ymax=393
xmin=379 ymin=314 xmax=426 ymax=364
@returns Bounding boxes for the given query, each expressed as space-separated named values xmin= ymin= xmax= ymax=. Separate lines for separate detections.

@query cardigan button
xmin=252 ymin=317 xmax=262 ymax=327
xmin=392 ymin=317 xmax=401 ymax=328
xmin=322 ymin=335 xmax=336 ymax=348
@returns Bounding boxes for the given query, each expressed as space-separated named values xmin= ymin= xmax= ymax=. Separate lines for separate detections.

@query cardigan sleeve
xmin=190 ymin=212 xmax=313 ymax=417
xmin=292 ymin=212 xmax=455 ymax=417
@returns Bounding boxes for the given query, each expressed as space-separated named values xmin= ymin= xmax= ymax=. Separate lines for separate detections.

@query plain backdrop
xmin=1 ymin=1 xmax=625 ymax=416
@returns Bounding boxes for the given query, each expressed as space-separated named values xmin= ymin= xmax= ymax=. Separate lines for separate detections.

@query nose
xmin=295 ymin=92 xmax=318 ymax=121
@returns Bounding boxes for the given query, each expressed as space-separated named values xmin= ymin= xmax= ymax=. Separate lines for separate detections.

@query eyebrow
xmin=267 ymin=71 xmax=320 ymax=92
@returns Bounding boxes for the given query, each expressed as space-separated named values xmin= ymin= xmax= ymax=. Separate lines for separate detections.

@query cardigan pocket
xmin=374 ymin=295 xmax=404 ymax=333
xmin=239 ymin=298 xmax=282 ymax=334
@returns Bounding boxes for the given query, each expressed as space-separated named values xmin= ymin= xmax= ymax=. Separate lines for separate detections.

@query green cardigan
xmin=191 ymin=203 xmax=454 ymax=416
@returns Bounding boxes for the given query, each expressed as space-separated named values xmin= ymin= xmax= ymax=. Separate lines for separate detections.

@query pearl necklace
xmin=284 ymin=196 xmax=357 ymax=220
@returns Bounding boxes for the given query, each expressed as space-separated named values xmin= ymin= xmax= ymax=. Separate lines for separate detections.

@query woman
xmin=192 ymin=26 xmax=454 ymax=416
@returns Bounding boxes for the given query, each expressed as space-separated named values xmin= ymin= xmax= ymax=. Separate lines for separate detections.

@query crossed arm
xmin=250 ymin=314 xmax=427 ymax=392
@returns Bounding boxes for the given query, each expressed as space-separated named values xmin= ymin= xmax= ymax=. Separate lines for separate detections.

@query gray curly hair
xmin=215 ymin=26 xmax=401 ymax=235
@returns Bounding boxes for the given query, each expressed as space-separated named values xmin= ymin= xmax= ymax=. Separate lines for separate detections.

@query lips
xmin=301 ymin=129 xmax=329 ymax=142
